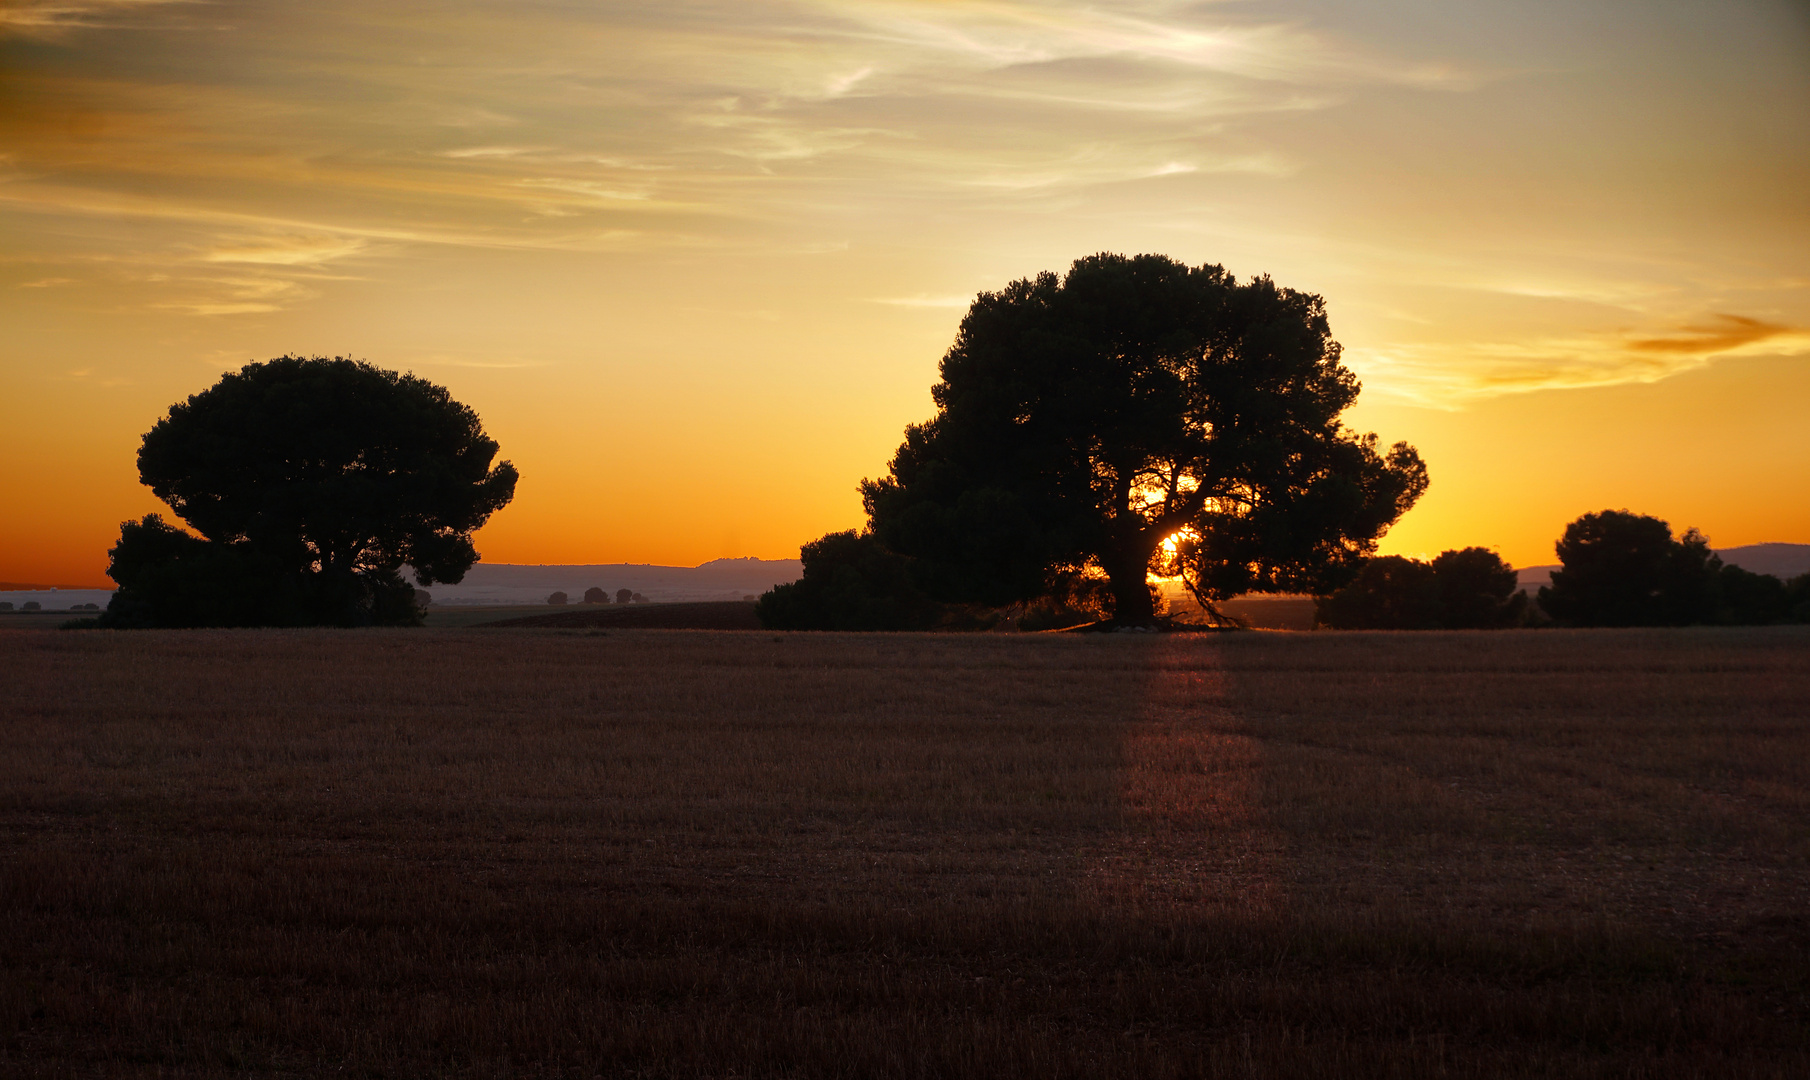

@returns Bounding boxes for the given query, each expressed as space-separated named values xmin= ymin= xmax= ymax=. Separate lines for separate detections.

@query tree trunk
xmin=1104 ymin=549 xmax=1157 ymax=626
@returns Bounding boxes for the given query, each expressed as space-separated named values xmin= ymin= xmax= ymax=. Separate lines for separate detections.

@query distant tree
xmin=583 ymin=586 xmax=608 ymax=604
xmin=1431 ymin=547 xmax=1527 ymax=628
xmin=631 ymin=592 xmax=648 ymax=604
xmin=1316 ymin=547 xmax=1526 ymax=630
xmin=412 ymin=588 xmax=432 ymax=609
xmin=1314 ymin=556 xmax=1441 ymax=629
xmin=1787 ymin=574 xmax=1810 ymax=623
xmin=616 ymin=588 xmax=634 ymax=604
xmin=23 ymin=602 xmax=41 ymax=612
xmin=548 ymin=591 xmax=568 ymax=606
xmin=1538 ymin=511 xmax=1718 ymax=627
xmin=0 ymin=602 xmax=13 ymax=612
xmin=1714 ymin=564 xmax=1787 ymax=625
xmin=861 ymin=253 xmax=1426 ymax=626
xmin=103 ymin=357 xmax=516 ymax=628
xmin=756 ymin=531 xmax=943 ymax=631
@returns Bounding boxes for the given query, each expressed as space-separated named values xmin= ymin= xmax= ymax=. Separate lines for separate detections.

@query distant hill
xmin=423 ymin=557 xmax=804 ymax=606
xmin=1716 ymin=543 xmax=1810 ymax=579
xmin=1516 ymin=542 xmax=1810 ymax=591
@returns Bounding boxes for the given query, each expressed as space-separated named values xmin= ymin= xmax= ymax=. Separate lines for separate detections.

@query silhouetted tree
xmin=548 ymin=591 xmax=568 ymax=606
xmin=1537 ymin=511 xmax=1719 ymax=627
xmin=756 ymin=530 xmax=944 ymax=631
xmin=1432 ymin=547 xmax=1527 ymax=628
xmin=1714 ymin=564 xmax=1786 ymax=625
xmin=1314 ymin=556 xmax=1441 ymax=629
xmin=630 ymin=592 xmax=648 ymax=604
xmin=616 ymin=588 xmax=633 ymax=604
xmin=103 ymin=357 xmax=516 ymax=627
xmin=1316 ymin=547 xmax=1526 ymax=630
xmin=1787 ymin=574 xmax=1810 ymax=623
xmin=583 ymin=586 xmax=608 ymax=604
xmin=862 ymin=253 xmax=1427 ymax=626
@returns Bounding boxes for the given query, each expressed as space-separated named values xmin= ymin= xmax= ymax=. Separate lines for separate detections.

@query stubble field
xmin=2 ymin=625 xmax=1807 ymax=1078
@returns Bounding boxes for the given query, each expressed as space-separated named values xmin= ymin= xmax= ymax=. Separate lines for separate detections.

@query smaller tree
xmin=548 ymin=591 xmax=568 ymax=606
xmin=1316 ymin=547 xmax=1524 ymax=629
xmin=1787 ymin=574 xmax=1810 ymax=623
xmin=104 ymin=356 xmax=516 ymax=627
xmin=756 ymin=531 xmax=942 ymax=631
xmin=631 ymin=592 xmax=648 ymax=604
xmin=1314 ymin=556 xmax=1440 ymax=629
xmin=1538 ymin=511 xmax=1718 ymax=627
xmin=1431 ymin=547 xmax=1526 ymax=628
xmin=616 ymin=588 xmax=634 ymax=604
xmin=583 ymin=586 xmax=608 ymax=604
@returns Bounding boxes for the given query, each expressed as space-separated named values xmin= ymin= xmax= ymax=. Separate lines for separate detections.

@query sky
xmin=2 ymin=0 xmax=1806 ymax=585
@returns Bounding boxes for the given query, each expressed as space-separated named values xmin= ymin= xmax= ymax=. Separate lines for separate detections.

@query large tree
xmin=861 ymin=253 xmax=1427 ymax=625
xmin=106 ymin=356 xmax=517 ymax=626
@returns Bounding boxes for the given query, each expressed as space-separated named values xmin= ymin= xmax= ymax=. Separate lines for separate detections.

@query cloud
xmin=1349 ymin=314 xmax=1810 ymax=405
xmin=202 ymin=236 xmax=369 ymax=266
xmin=0 ymin=0 xmax=189 ymax=35
xmin=1626 ymin=314 xmax=1793 ymax=355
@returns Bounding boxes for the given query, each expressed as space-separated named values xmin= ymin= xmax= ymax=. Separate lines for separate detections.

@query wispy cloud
xmin=1350 ymin=315 xmax=1810 ymax=405
xmin=1626 ymin=314 xmax=1792 ymax=355
xmin=202 ymin=235 xmax=369 ymax=266
xmin=0 ymin=0 xmax=190 ymax=35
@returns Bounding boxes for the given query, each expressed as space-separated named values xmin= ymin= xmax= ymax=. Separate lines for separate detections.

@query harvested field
xmin=473 ymin=599 xmax=762 ymax=630
xmin=2 ymin=626 xmax=1807 ymax=1077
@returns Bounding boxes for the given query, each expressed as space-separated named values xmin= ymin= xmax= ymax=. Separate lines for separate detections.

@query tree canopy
xmin=860 ymin=253 xmax=1427 ymax=625
xmin=105 ymin=356 xmax=517 ymax=627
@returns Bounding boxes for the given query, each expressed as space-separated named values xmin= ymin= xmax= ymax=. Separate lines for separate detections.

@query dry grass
xmin=1 ymin=625 xmax=1806 ymax=1078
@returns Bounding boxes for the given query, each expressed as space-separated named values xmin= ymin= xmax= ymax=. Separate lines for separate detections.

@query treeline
xmin=548 ymin=588 xmax=647 ymax=605
xmin=760 ymin=510 xmax=1810 ymax=632
xmin=1315 ymin=510 xmax=1809 ymax=630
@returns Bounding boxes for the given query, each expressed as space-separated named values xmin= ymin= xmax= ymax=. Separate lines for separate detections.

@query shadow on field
xmin=1 ymin=626 xmax=1807 ymax=1077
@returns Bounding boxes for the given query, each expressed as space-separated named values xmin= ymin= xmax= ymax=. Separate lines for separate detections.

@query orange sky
xmin=2 ymin=1 xmax=1807 ymax=585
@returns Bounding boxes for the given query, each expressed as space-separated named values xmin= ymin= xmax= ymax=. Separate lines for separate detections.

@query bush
xmin=548 ymin=591 xmax=568 ymax=606
xmin=583 ymin=587 xmax=608 ymax=604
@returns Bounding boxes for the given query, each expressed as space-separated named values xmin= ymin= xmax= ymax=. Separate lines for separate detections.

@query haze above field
xmin=2 ymin=0 xmax=1806 ymax=584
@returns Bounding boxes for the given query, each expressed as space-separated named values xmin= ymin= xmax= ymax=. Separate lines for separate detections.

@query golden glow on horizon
xmin=1 ymin=1 xmax=1806 ymax=584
